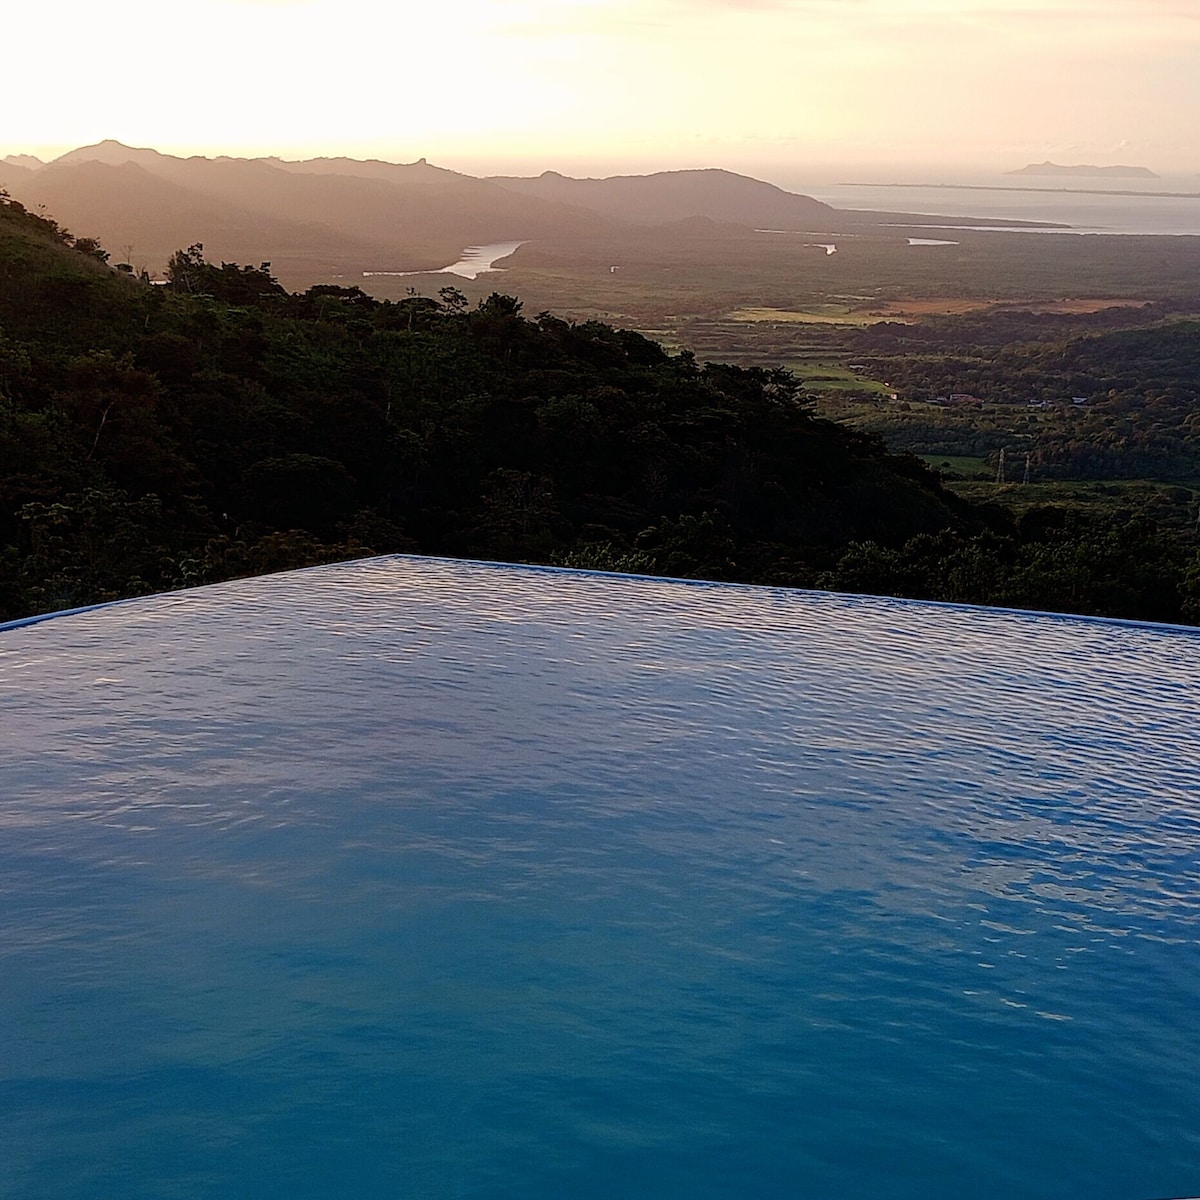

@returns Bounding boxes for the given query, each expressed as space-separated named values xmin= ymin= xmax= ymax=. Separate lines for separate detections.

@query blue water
xmin=2 ymin=556 xmax=1199 ymax=1200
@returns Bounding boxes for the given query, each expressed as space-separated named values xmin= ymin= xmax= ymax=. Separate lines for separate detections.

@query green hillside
xmin=3 ymin=195 xmax=1198 ymax=625
xmin=0 ymin=196 xmax=985 ymax=618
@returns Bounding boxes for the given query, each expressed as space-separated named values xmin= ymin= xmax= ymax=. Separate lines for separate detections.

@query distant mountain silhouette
xmin=16 ymin=159 xmax=380 ymax=277
xmin=52 ymin=139 xmax=169 ymax=170
xmin=0 ymin=161 xmax=36 ymax=191
xmin=1 ymin=143 xmax=847 ymax=284
xmin=0 ymin=140 xmax=1062 ymax=288
xmin=53 ymin=142 xmax=601 ymax=237
xmin=6 ymin=141 xmax=617 ymax=283
xmin=488 ymin=167 xmax=836 ymax=227
xmin=1007 ymin=161 xmax=1159 ymax=179
xmin=2 ymin=153 xmax=44 ymax=171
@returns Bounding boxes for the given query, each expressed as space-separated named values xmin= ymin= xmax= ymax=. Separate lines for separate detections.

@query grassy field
xmin=920 ymin=454 xmax=992 ymax=479
xmin=727 ymin=305 xmax=884 ymax=326
xmin=787 ymin=364 xmax=893 ymax=395
xmin=948 ymin=477 xmax=1200 ymax=517
xmin=726 ymin=298 xmax=1156 ymax=325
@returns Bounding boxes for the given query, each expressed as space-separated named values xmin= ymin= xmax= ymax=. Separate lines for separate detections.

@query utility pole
xmin=996 ymin=446 xmax=1006 ymax=485
xmin=1022 ymin=452 xmax=1031 ymax=485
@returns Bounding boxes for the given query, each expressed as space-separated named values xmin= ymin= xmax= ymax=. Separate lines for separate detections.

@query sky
xmin=5 ymin=0 xmax=1200 ymax=180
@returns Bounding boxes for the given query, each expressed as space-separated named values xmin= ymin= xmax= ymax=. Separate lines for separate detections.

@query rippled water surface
xmin=2 ymin=557 xmax=1199 ymax=1200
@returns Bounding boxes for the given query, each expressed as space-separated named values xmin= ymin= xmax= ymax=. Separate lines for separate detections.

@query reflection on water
xmin=2 ymin=556 xmax=1199 ymax=1200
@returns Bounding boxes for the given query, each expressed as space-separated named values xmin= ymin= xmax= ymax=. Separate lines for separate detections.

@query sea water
xmin=2 ymin=556 xmax=1198 ymax=1200
xmin=805 ymin=178 xmax=1200 ymax=236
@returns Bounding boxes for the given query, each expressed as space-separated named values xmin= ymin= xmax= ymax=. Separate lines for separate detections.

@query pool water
xmin=2 ymin=556 xmax=1198 ymax=1200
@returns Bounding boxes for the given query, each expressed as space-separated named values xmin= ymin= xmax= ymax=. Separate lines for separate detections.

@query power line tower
xmin=1022 ymin=452 xmax=1032 ymax=485
xmin=996 ymin=446 xmax=1006 ymax=485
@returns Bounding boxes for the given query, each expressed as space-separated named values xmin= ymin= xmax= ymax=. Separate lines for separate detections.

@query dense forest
xmin=2 ymin=191 xmax=1199 ymax=625
xmin=846 ymin=307 xmax=1200 ymax=481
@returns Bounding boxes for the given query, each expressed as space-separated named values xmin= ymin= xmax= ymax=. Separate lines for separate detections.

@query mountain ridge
xmin=6 ymin=141 xmax=623 ymax=282
xmin=1 ymin=153 xmax=44 ymax=172
xmin=3 ymin=140 xmax=1068 ymax=288
xmin=487 ymin=166 xmax=837 ymax=226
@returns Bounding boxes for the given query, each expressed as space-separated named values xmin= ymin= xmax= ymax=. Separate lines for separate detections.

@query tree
xmin=72 ymin=237 xmax=110 ymax=263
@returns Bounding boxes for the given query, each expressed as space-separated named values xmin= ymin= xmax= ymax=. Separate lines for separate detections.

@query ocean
xmin=805 ymin=176 xmax=1200 ymax=236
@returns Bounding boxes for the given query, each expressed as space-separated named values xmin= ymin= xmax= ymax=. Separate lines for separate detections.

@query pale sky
xmin=5 ymin=0 xmax=1199 ymax=178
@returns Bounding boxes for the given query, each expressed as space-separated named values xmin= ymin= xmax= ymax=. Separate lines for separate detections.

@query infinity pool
xmin=2 ymin=556 xmax=1198 ymax=1199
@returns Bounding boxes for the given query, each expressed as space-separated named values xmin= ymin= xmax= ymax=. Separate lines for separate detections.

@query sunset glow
xmin=5 ymin=0 xmax=1200 ymax=176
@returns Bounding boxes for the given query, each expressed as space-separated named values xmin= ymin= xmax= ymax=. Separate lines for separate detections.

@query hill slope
xmin=9 ymin=141 xmax=619 ymax=285
xmin=487 ymin=167 xmax=837 ymax=227
xmin=12 ymin=159 xmax=381 ymax=277
xmin=0 ymin=196 xmax=982 ymax=619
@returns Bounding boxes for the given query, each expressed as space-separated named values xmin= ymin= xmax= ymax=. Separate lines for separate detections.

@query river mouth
xmin=363 ymin=239 xmax=528 ymax=280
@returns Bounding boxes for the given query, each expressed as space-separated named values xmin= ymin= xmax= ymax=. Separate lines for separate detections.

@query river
xmin=363 ymin=239 xmax=527 ymax=280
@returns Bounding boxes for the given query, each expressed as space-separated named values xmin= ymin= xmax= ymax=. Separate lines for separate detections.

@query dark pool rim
xmin=2 ymin=552 xmax=1199 ymax=639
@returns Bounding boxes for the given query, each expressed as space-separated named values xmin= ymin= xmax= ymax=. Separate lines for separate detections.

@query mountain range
xmin=2 ymin=140 xmax=1035 ymax=289
xmin=2 ymin=142 xmax=610 ymax=284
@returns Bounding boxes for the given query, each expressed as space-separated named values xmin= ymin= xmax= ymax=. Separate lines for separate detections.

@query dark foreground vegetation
xmin=3 ymin=193 xmax=1199 ymax=625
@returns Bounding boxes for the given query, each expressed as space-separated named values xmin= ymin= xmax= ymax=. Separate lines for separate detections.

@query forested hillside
xmin=3 ymin=193 xmax=1199 ymax=625
xmin=0 ymin=193 xmax=982 ymax=618
xmin=850 ymin=309 xmax=1200 ymax=480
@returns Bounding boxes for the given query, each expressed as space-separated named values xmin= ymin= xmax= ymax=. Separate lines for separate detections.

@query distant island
xmin=1007 ymin=161 xmax=1159 ymax=179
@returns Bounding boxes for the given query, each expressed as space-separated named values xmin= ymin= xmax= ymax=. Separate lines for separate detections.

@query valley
xmin=3 ymin=141 xmax=1200 ymax=625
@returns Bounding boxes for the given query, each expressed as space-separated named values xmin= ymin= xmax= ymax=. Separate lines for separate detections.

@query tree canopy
xmin=2 ymin=204 xmax=1198 ymax=625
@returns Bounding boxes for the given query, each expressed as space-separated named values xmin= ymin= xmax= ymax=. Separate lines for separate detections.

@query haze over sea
xmin=798 ymin=174 xmax=1200 ymax=236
